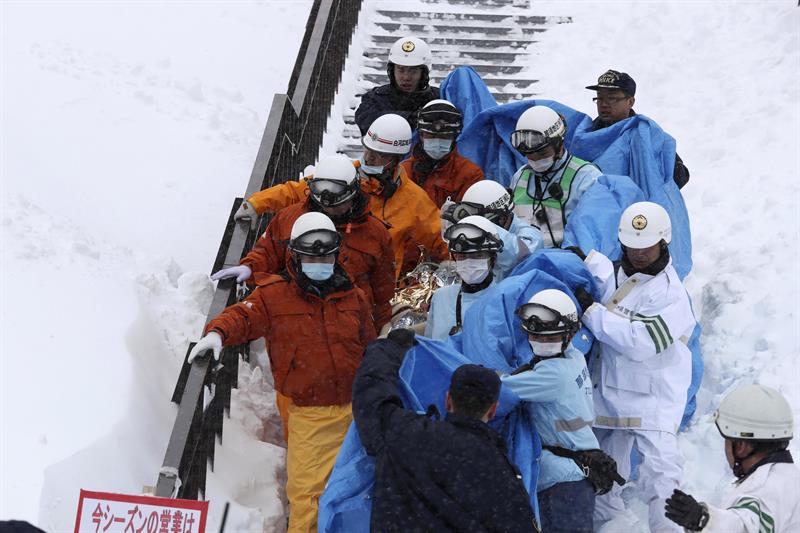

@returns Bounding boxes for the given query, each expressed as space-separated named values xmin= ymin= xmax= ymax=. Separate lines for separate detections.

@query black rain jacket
xmin=352 ymin=338 xmax=538 ymax=533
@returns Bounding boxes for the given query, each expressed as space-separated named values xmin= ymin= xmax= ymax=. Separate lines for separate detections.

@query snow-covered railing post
xmin=154 ymin=0 xmax=362 ymax=500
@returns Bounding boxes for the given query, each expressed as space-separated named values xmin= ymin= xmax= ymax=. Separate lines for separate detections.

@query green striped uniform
xmin=632 ymin=313 xmax=673 ymax=353
xmin=731 ymin=496 xmax=775 ymax=533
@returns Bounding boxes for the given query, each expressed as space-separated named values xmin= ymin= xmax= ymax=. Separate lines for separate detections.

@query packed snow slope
xmin=1 ymin=1 xmax=798 ymax=532
xmin=1 ymin=1 xmax=311 ymax=529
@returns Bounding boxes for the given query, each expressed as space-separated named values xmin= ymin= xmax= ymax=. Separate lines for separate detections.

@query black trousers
xmin=538 ymin=479 xmax=595 ymax=533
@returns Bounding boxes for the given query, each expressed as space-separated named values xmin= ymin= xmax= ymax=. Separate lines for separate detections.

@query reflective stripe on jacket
xmin=501 ymin=344 xmax=599 ymax=491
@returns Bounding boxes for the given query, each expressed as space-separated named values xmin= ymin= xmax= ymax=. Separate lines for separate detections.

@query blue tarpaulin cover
xmin=319 ymin=74 xmax=701 ymax=531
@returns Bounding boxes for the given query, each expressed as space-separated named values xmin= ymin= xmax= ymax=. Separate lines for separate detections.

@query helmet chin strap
xmin=732 ymin=441 xmax=755 ymax=478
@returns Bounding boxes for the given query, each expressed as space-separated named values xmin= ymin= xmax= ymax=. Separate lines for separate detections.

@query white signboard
xmin=73 ymin=490 xmax=209 ymax=533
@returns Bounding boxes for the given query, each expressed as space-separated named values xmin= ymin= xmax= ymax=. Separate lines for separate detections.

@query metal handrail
xmin=155 ymin=0 xmax=362 ymax=499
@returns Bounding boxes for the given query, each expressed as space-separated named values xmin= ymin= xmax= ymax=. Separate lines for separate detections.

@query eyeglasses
xmin=592 ymin=96 xmax=630 ymax=105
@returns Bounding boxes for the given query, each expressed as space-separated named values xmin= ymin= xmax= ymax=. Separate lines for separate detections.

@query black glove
xmin=574 ymin=449 xmax=625 ymax=495
xmin=387 ymin=328 xmax=416 ymax=349
xmin=665 ymin=489 xmax=709 ymax=531
xmin=574 ymin=286 xmax=595 ymax=312
xmin=564 ymin=246 xmax=586 ymax=261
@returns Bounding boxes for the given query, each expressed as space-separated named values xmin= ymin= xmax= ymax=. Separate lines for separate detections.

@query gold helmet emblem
xmin=632 ymin=214 xmax=648 ymax=230
xmin=401 ymin=40 xmax=416 ymax=52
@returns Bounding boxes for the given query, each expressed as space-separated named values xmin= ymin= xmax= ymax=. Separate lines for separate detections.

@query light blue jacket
xmin=424 ymin=282 xmax=493 ymax=340
xmin=509 ymin=151 xmax=601 ymax=223
xmin=493 ymin=215 xmax=543 ymax=280
xmin=501 ymin=344 xmax=599 ymax=491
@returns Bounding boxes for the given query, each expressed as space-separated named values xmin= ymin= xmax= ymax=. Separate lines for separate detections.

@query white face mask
xmin=529 ymin=340 xmax=563 ymax=357
xmin=423 ymin=138 xmax=453 ymax=160
xmin=358 ymin=155 xmax=385 ymax=176
xmin=455 ymin=258 xmax=491 ymax=286
xmin=528 ymin=156 xmax=555 ymax=173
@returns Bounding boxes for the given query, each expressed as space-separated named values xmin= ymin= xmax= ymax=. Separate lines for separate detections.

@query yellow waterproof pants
xmin=276 ymin=391 xmax=292 ymax=443
xmin=286 ymin=401 xmax=352 ymax=533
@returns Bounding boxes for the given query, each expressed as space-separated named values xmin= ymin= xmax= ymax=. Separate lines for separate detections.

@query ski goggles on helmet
xmin=418 ymin=118 xmax=462 ymax=136
xmin=307 ymin=178 xmax=359 ymax=207
xmin=451 ymin=201 xmax=510 ymax=225
xmin=289 ymin=228 xmax=341 ymax=256
xmin=444 ymin=222 xmax=503 ymax=254
xmin=510 ymin=130 xmax=551 ymax=154
xmin=515 ymin=303 xmax=579 ymax=336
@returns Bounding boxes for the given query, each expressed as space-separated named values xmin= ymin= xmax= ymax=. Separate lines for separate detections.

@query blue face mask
xmin=358 ymin=156 xmax=385 ymax=176
xmin=422 ymin=138 xmax=453 ymax=160
xmin=301 ymin=262 xmax=334 ymax=281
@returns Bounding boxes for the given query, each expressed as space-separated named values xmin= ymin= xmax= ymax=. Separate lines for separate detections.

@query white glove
xmin=210 ymin=265 xmax=252 ymax=283
xmin=234 ymin=200 xmax=259 ymax=231
xmin=187 ymin=332 xmax=223 ymax=364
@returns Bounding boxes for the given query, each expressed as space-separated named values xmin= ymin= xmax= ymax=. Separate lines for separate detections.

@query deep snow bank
xmin=2 ymin=0 xmax=311 ymax=527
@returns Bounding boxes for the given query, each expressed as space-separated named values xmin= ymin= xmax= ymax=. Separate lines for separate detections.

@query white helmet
xmin=516 ymin=289 xmax=580 ymax=336
xmin=308 ymin=155 xmax=359 ymax=207
xmin=511 ymin=106 xmax=566 ymax=154
xmin=388 ymin=36 xmax=432 ymax=70
xmin=289 ymin=212 xmax=340 ymax=256
xmin=461 ymin=180 xmax=514 ymax=212
xmin=714 ymin=384 xmax=794 ymax=441
xmin=618 ymin=201 xmax=672 ymax=248
xmin=363 ymin=114 xmax=413 ymax=155
xmin=444 ymin=215 xmax=503 ymax=254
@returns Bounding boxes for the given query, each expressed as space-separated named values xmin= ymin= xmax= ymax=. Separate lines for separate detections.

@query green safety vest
xmin=512 ymin=155 xmax=595 ymax=247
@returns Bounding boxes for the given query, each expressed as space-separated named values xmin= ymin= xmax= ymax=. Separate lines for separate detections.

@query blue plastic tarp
xmin=440 ymin=66 xmax=498 ymax=128
xmin=319 ymin=250 xmax=599 ymax=532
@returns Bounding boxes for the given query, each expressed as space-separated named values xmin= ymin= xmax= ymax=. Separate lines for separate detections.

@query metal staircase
xmin=323 ymin=0 xmax=571 ymax=157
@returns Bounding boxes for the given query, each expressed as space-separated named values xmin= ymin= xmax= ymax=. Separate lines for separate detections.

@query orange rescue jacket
xmin=400 ymin=146 xmax=485 ymax=208
xmin=205 ymin=267 xmax=376 ymax=406
xmin=239 ymin=197 xmax=395 ymax=330
xmin=247 ymin=167 xmax=448 ymax=278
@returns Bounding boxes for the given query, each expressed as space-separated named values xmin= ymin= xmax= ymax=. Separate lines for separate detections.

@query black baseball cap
xmin=586 ymin=69 xmax=636 ymax=96
xmin=449 ymin=364 xmax=501 ymax=404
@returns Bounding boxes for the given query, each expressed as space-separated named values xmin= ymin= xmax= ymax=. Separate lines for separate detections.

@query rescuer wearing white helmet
xmin=235 ymin=115 xmax=448 ymax=279
xmin=188 ymin=212 xmax=376 ymax=533
xmin=424 ymin=215 xmax=503 ymax=340
xmin=399 ymin=99 xmax=484 ymax=208
xmin=508 ymin=105 xmax=602 ymax=248
xmin=571 ymin=201 xmax=696 ymax=532
xmin=443 ymin=179 xmax=543 ymax=279
xmin=354 ymin=36 xmax=440 ymax=135
xmin=500 ymin=288 xmax=622 ymax=533
xmin=664 ymin=384 xmax=799 ymax=532
xmin=214 ymin=154 xmax=396 ymax=331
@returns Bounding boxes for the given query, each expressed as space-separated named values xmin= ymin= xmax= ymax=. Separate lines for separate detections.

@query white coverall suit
xmin=581 ymin=249 xmax=696 ymax=532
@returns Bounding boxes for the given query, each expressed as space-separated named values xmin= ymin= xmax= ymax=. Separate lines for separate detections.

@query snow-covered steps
xmin=322 ymin=0 xmax=571 ymax=158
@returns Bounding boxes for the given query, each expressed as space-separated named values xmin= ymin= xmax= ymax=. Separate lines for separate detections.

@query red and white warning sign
xmin=73 ymin=490 xmax=209 ymax=533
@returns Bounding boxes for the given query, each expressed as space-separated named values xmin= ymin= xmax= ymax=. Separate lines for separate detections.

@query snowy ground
xmin=2 ymin=1 xmax=310 ymax=529
xmin=2 ymin=0 xmax=798 ymax=532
